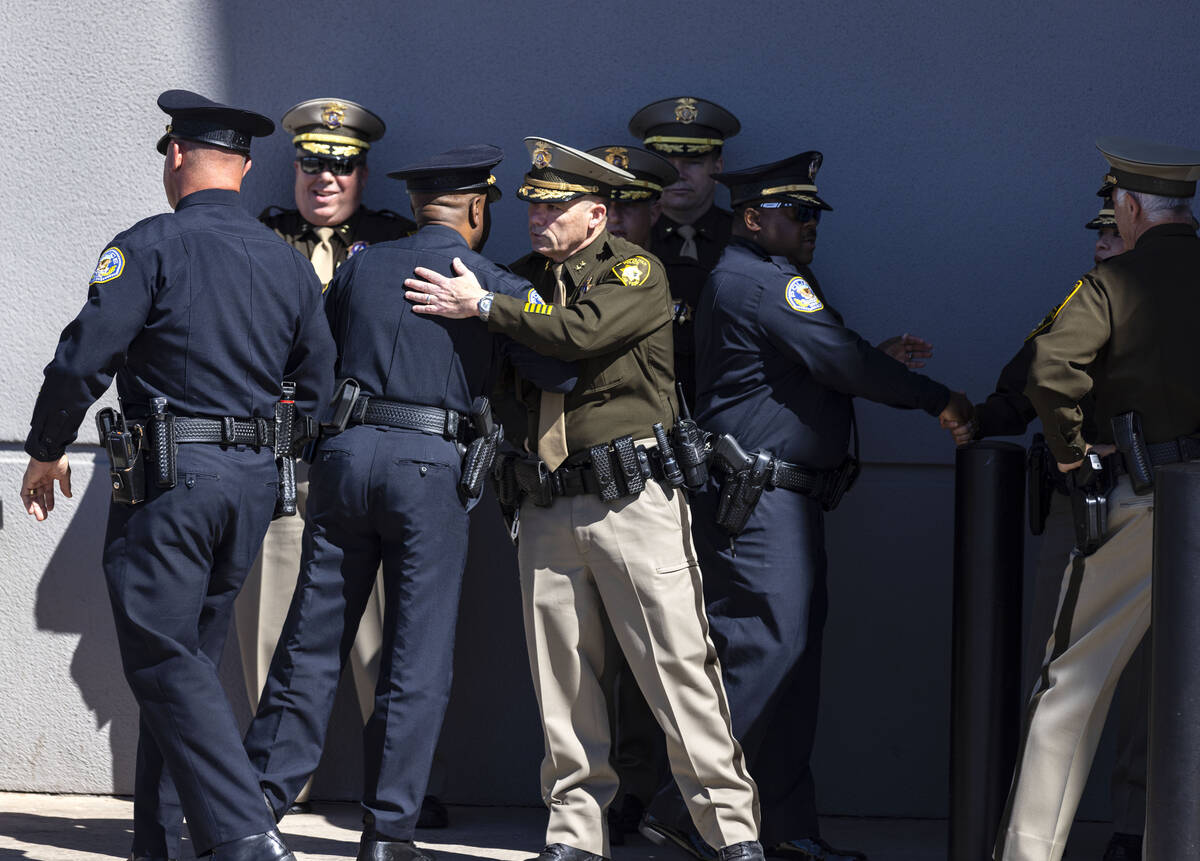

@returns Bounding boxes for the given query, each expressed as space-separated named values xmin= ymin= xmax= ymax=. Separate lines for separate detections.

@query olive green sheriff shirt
xmin=1026 ymin=222 xmax=1200 ymax=463
xmin=490 ymin=230 xmax=677 ymax=454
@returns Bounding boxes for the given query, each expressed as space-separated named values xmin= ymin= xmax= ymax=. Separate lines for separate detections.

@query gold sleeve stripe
xmin=760 ymin=183 xmax=819 ymax=195
xmin=523 ymin=302 xmax=553 ymax=316
xmin=292 ymin=132 xmax=371 ymax=149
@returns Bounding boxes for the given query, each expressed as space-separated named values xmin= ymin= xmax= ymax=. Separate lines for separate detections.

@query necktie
xmin=676 ymin=224 xmax=699 ymax=260
xmin=537 ymin=264 xmax=571 ymax=471
xmin=310 ymin=226 xmax=336 ymax=286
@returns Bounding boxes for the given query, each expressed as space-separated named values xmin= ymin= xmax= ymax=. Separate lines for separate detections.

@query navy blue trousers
xmin=649 ymin=482 xmax=828 ymax=846
xmin=243 ymin=425 xmax=469 ymax=840
xmin=106 ymin=444 xmax=279 ymax=857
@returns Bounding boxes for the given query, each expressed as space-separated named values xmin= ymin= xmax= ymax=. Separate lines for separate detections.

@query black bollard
xmin=949 ymin=441 xmax=1025 ymax=861
xmin=1146 ymin=463 xmax=1200 ymax=861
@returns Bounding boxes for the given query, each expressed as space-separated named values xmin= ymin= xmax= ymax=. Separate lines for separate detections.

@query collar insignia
xmin=674 ymin=98 xmax=698 ymax=124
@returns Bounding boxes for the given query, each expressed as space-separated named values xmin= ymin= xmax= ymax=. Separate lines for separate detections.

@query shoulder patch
xmin=1026 ymin=280 xmax=1083 ymax=341
xmin=347 ymin=240 xmax=369 ymax=257
xmin=784 ymin=275 xmax=823 ymax=313
xmin=89 ymin=247 xmax=125 ymax=285
xmin=527 ymin=287 xmax=546 ymax=304
xmin=612 ymin=255 xmax=651 ymax=287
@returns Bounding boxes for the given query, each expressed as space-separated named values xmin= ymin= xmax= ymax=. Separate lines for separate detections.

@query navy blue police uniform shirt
xmin=27 ymin=188 xmax=336 ymax=461
xmin=323 ymin=222 xmax=576 ymax=412
xmin=694 ymin=238 xmax=950 ymax=470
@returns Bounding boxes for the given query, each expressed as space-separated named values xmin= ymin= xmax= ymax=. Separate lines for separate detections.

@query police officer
xmin=994 ymin=138 xmax=1200 ymax=861
xmin=629 ymin=97 xmax=740 ymax=409
xmin=642 ymin=152 xmax=971 ymax=861
xmin=584 ymin=143 xmax=679 ymax=842
xmin=942 ymin=195 xmax=1141 ymax=860
xmin=405 ymin=137 xmax=764 ymax=861
xmin=238 ymin=97 xmax=416 ymax=818
xmin=19 ymin=90 xmax=334 ymax=861
xmin=242 ymin=145 xmax=576 ymax=861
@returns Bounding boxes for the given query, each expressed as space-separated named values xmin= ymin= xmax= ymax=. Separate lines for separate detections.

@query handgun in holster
xmin=1068 ymin=450 xmax=1112 ymax=556
xmin=460 ymin=396 xmax=504 ymax=501
xmin=1112 ymin=411 xmax=1154 ymax=496
xmin=711 ymin=433 xmax=772 ymax=538
xmin=672 ymin=382 xmax=710 ymax=491
xmin=96 ymin=407 xmax=146 ymax=505
xmin=1027 ymin=433 xmax=1055 ymax=536
xmin=273 ymin=381 xmax=298 ymax=518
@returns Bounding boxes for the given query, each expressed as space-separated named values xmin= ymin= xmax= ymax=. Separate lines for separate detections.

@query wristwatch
xmin=477 ymin=291 xmax=494 ymax=320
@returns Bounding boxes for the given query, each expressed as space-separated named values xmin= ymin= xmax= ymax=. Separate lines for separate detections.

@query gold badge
xmin=674 ymin=98 xmax=699 ymax=124
xmin=1104 ymin=173 xmax=1117 ymax=186
xmin=613 ymin=255 xmax=651 ymax=287
xmin=321 ymin=102 xmax=347 ymax=129
xmin=809 ymin=153 xmax=822 ymax=181
xmin=532 ymin=142 xmax=553 ymax=168
xmin=604 ymin=147 xmax=630 ymax=170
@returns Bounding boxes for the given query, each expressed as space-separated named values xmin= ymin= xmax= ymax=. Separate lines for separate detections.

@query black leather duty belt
xmin=171 ymin=417 xmax=276 ymax=448
xmin=1147 ymin=435 xmax=1200 ymax=466
xmin=549 ymin=449 xmax=670 ymax=498
xmin=349 ymin=397 xmax=466 ymax=442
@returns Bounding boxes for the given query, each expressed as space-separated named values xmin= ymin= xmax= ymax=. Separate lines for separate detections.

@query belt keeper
xmin=445 ymin=410 xmax=460 ymax=441
xmin=221 ymin=416 xmax=236 ymax=444
xmin=255 ymin=417 xmax=269 ymax=448
xmin=350 ymin=396 xmax=369 ymax=424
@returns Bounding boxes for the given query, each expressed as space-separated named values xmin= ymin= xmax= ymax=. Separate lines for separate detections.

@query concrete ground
xmin=0 ymin=793 xmax=1116 ymax=860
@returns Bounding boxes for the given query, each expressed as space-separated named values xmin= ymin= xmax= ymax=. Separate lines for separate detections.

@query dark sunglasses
xmin=298 ymin=155 xmax=361 ymax=176
xmin=758 ymin=201 xmax=821 ymax=224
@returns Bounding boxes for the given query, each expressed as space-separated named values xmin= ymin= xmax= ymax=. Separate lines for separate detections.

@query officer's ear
xmin=589 ymin=200 xmax=607 ymax=229
xmin=241 ymin=157 xmax=252 ymax=179
xmin=741 ymin=205 xmax=762 ymax=234
xmin=467 ymin=193 xmax=486 ymax=228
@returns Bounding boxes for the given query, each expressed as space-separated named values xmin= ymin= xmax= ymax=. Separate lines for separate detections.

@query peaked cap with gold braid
xmin=713 ymin=150 xmax=832 ymax=210
xmin=586 ymin=145 xmax=679 ymax=202
xmin=628 ymin=96 xmax=740 ymax=156
xmin=282 ymin=97 xmax=385 ymax=159
xmin=516 ymin=137 xmax=635 ymax=203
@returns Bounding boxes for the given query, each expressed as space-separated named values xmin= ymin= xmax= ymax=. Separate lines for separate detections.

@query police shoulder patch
xmin=527 ymin=287 xmax=546 ymax=304
xmin=784 ymin=275 xmax=823 ymax=313
xmin=612 ymin=255 xmax=651 ymax=287
xmin=347 ymin=240 xmax=369 ymax=257
xmin=90 ymin=247 xmax=125 ymax=285
xmin=1026 ymin=280 xmax=1083 ymax=341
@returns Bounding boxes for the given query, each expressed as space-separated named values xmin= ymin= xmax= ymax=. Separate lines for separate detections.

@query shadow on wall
xmin=33 ymin=462 xmax=138 ymax=794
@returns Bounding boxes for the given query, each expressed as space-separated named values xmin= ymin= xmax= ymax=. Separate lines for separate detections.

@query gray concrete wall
xmin=3 ymin=0 xmax=1195 ymax=824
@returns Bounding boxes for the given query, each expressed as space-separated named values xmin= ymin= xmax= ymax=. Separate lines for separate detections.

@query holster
xmin=324 ymin=377 xmax=362 ymax=435
xmin=460 ymin=397 xmax=503 ymax=500
xmin=1068 ymin=451 xmax=1114 ymax=555
xmin=1027 ymin=433 xmax=1054 ymax=535
xmin=514 ymin=456 xmax=555 ymax=507
xmin=714 ymin=449 xmax=773 ymax=537
xmin=273 ymin=382 xmax=298 ymax=519
xmin=672 ymin=417 xmax=710 ymax=491
xmin=96 ymin=407 xmax=147 ymax=506
xmin=149 ymin=397 xmax=177 ymax=489
xmin=1112 ymin=411 xmax=1154 ymax=495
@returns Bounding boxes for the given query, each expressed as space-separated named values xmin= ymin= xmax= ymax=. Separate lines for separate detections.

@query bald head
xmin=410 ymin=191 xmax=490 ymax=251
xmin=162 ymin=139 xmax=251 ymax=209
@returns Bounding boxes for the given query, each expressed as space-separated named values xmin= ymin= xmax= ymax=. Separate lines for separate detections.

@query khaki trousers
xmin=234 ymin=465 xmax=385 ymax=800
xmin=996 ymin=477 xmax=1152 ymax=861
xmin=519 ymin=479 xmax=760 ymax=857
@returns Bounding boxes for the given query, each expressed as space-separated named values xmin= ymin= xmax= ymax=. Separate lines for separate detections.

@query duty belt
xmin=550 ymin=449 xmax=670 ymax=498
xmin=168 ymin=417 xmax=275 ymax=448
xmin=1146 ymin=435 xmax=1200 ymax=466
xmin=714 ymin=453 xmax=828 ymax=495
xmin=349 ymin=396 xmax=466 ymax=442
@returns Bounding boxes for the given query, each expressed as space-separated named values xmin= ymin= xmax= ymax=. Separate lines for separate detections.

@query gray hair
xmin=1115 ymin=186 xmax=1195 ymax=220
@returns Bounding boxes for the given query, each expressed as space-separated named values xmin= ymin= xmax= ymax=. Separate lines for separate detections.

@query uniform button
xmin=419 ymin=465 xmax=428 ymax=476
xmin=185 ymin=475 xmax=195 ymax=488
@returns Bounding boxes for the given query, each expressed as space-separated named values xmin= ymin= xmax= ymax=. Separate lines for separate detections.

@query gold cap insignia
xmin=487 ymin=174 xmax=496 ymax=185
xmin=321 ymin=102 xmax=347 ymax=129
xmin=674 ymin=98 xmax=699 ymax=124
xmin=1104 ymin=173 xmax=1117 ymax=185
xmin=532 ymin=142 xmax=553 ymax=168
xmin=809 ymin=153 xmax=822 ymax=181
xmin=604 ymin=147 xmax=630 ymax=170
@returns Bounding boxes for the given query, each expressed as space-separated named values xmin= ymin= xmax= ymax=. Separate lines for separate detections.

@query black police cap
xmin=587 ymin=145 xmax=679 ymax=202
xmin=628 ymin=97 xmax=740 ymax=156
xmin=1085 ymin=197 xmax=1117 ymax=230
xmin=388 ymin=144 xmax=504 ymax=202
xmin=156 ymin=89 xmax=275 ymax=156
xmin=713 ymin=150 xmax=832 ymax=210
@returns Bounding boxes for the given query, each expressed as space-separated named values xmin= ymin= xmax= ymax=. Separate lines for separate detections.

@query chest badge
xmin=785 ymin=276 xmax=824 ymax=313
xmin=613 ymin=255 xmax=651 ymax=287
xmin=90 ymin=247 xmax=125 ymax=285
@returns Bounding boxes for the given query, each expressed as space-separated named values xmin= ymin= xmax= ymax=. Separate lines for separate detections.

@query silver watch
xmin=477 ymin=291 xmax=494 ymax=320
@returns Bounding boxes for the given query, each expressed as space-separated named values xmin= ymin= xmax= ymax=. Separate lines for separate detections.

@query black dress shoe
xmin=1102 ymin=832 xmax=1143 ymax=861
xmin=607 ymin=794 xmax=645 ymax=846
xmin=357 ymin=836 xmax=435 ymax=861
xmin=767 ymin=837 xmax=867 ymax=860
xmin=203 ymin=829 xmax=294 ymax=860
xmin=639 ymin=812 xmax=718 ymax=860
xmin=285 ymin=800 xmax=312 ymax=816
xmin=719 ymin=842 xmax=766 ymax=861
xmin=524 ymin=844 xmax=609 ymax=861
xmin=416 ymin=795 xmax=449 ymax=829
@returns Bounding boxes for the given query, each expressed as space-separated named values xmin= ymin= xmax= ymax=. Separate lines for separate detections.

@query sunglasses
xmin=298 ymin=155 xmax=361 ymax=176
xmin=757 ymin=201 xmax=822 ymax=224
